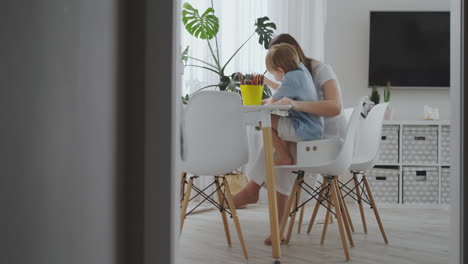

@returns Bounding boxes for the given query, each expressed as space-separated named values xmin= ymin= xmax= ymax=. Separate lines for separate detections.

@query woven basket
xmin=222 ymin=173 xmax=248 ymax=208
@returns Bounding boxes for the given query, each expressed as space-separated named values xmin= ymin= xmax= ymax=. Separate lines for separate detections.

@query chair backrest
xmin=344 ymin=107 xmax=353 ymax=122
xmin=181 ymin=91 xmax=249 ymax=176
xmin=319 ymin=96 xmax=367 ymax=176
xmin=351 ymin=102 xmax=389 ymax=170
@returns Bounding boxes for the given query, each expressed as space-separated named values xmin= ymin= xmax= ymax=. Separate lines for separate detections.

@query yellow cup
xmin=240 ymin=85 xmax=264 ymax=105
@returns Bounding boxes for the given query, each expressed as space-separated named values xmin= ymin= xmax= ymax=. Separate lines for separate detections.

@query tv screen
xmin=368 ymin=11 xmax=450 ymax=87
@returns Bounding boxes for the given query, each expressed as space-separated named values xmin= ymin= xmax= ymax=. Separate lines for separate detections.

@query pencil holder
xmin=240 ymin=85 xmax=264 ymax=105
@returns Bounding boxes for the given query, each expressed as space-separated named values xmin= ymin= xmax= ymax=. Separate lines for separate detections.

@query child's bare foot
xmin=274 ymin=156 xmax=293 ymax=166
xmin=264 ymin=235 xmax=287 ymax=246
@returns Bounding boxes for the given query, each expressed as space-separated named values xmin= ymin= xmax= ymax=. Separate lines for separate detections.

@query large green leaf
xmin=225 ymin=72 xmax=242 ymax=93
xmin=255 ymin=17 xmax=277 ymax=49
xmin=182 ymin=3 xmax=219 ymax=40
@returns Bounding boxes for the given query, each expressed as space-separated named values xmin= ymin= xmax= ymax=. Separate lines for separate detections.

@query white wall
xmin=325 ymin=0 xmax=451 ymax=120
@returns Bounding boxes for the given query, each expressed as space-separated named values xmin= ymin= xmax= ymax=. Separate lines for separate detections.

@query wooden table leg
xmin=262 ymin=127 xmax=281 ymax=259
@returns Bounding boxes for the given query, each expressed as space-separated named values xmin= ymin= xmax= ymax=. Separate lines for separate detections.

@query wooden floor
xmin=180 ymin=203 xmax=449 ymax=264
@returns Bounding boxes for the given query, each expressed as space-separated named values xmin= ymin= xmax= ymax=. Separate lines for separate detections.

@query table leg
xmin=262 ymin=127 xmax=281 ymax=259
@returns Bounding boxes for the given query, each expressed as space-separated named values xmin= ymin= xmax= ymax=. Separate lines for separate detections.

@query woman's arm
xmin=263 ymin=76 xmax=280 ymax=90
xmin=274 ymin=80 xmax=342 ymax=117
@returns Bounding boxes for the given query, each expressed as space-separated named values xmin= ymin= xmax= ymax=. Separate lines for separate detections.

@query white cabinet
xmin=370 ymin=120 xmax=450 ymax=205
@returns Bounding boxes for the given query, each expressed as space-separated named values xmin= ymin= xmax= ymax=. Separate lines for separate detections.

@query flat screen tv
xmin=368 ymin=11 xmax=450 ymax=88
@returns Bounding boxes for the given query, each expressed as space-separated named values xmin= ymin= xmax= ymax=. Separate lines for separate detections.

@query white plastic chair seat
xmin=275 ymin=138 xmax=344 ymax=175
xmin=349 ymin=158 xmax=374 ymax=172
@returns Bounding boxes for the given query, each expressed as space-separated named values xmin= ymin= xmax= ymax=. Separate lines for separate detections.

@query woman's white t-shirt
xmin=311 ymin=61 xmax=347 ymax=140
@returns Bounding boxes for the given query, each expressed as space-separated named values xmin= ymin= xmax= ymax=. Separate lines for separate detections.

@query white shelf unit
xmin=370 ymin=120 xmax=451 ymax=205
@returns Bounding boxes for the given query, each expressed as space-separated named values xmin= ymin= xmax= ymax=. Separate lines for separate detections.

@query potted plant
xmin=383 ymin=81 xmax=393 ymax=120
xmin=180 ymin=1 xmax=276 ymax=104
xmin=369 ymin=82 xmax=393 ymax=119
xmin=369 ymin=86 xmax=380 ymax=105
xmin=181 ymin=2 xmax=276 ymax=202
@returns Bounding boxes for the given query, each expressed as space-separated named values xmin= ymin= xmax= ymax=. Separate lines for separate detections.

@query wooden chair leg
xmin=223 ymin=179 xmax=249 ymax=259
xmin=286 ymin=178 xmax=303 ymax=244
xmin=339 ymin=179 xmax=355 ymax=232
xmin=215 ymin=177 xmax=232 ymax=246
xmin=307 ymin=178 xmax=327 ymax=233
xmin=334 ymin=178 xmax=354 ymax=248
xmin=297 ymin=204 xmax=305 ymax=233
xmin=362 ymin=175 xmax=389 ymax=244
xmin=180 ymin=177 xmax=193 ymax=233
xmin=320 ymin=189 xmax=333 ymax=245
xmin=330 ymin=177 xmax=351 ymax=261
xmin=280 ymin=177 xmax=300 ymax=238
xmin=353 ymin=173 xmax=368 ymax=234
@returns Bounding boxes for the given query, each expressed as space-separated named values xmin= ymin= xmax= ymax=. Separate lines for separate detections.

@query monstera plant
xmin=181 ymin=2 xmax=276 ymax=104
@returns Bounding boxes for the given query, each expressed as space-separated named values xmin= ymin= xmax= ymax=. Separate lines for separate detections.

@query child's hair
xmin=269 ymin=33 xmax=318 ymax=76
xmin=265 ymin=43 xmax=300 ymax=73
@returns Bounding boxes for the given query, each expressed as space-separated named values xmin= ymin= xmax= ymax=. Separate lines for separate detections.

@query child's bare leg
xmin=232 ymin=180 xmax=261 ymax=208
xmin=264 ymin=191 xmax=289 ymax=245
xmin=271 ymin=115 xmax=293 ymax=165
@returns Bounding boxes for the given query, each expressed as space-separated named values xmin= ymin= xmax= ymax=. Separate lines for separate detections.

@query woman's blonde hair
xmin=265 ymin=43 xmax=300 ymax=73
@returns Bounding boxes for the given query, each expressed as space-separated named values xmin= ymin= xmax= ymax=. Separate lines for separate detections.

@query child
xmin=263 ymin=43 xmax=323 ymax=165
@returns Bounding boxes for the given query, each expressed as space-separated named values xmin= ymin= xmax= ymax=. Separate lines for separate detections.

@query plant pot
xmin=240 ymin=85 xmax=264 ymax=105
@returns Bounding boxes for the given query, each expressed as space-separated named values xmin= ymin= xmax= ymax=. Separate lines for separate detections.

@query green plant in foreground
xmin=384 ymin=81 xmax=391 ymax=103
xmin=369 ymin=86 xmax=380 ymax=105
xmin=181 ymin=1 xmax=276 ymax=103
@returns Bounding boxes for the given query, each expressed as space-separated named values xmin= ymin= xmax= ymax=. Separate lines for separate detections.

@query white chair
xmin=340 ymin=102 xmax=389 ymax=244
xmin=302 ymin=107 xmax=355 ymax=234
xmin=276 ymin=96 xmax=367 ymax=262
xmin=179 ymin=91 xmax=249 ymax=259
xmin=344 ymin=107 xmax=353 ymax=121
xmin=306 ymin=103 xmax=390 ymax=246
xmin=293 ymin=106 xmax=354 ymax=234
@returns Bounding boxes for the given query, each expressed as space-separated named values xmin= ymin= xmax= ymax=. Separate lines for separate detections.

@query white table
xmin=242 ymin=105 xmax=291 ymax=261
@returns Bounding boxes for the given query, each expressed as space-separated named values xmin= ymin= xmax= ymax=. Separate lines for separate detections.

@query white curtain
xmin=267 ymin=0 xmax=327 ymax=61
xmin=217 ymin=0 xmax=269 ymax=76
xmin=180 ymin=0 xmax=270 ymax=96
xmin=180 ymin=0 xmax=327 ymax=203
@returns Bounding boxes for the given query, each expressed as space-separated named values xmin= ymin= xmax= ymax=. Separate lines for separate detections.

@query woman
xmin=233 ymin=33 xmax=346 ymax=245
xmin=265 ymin=34 xmax=346 ymax=140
